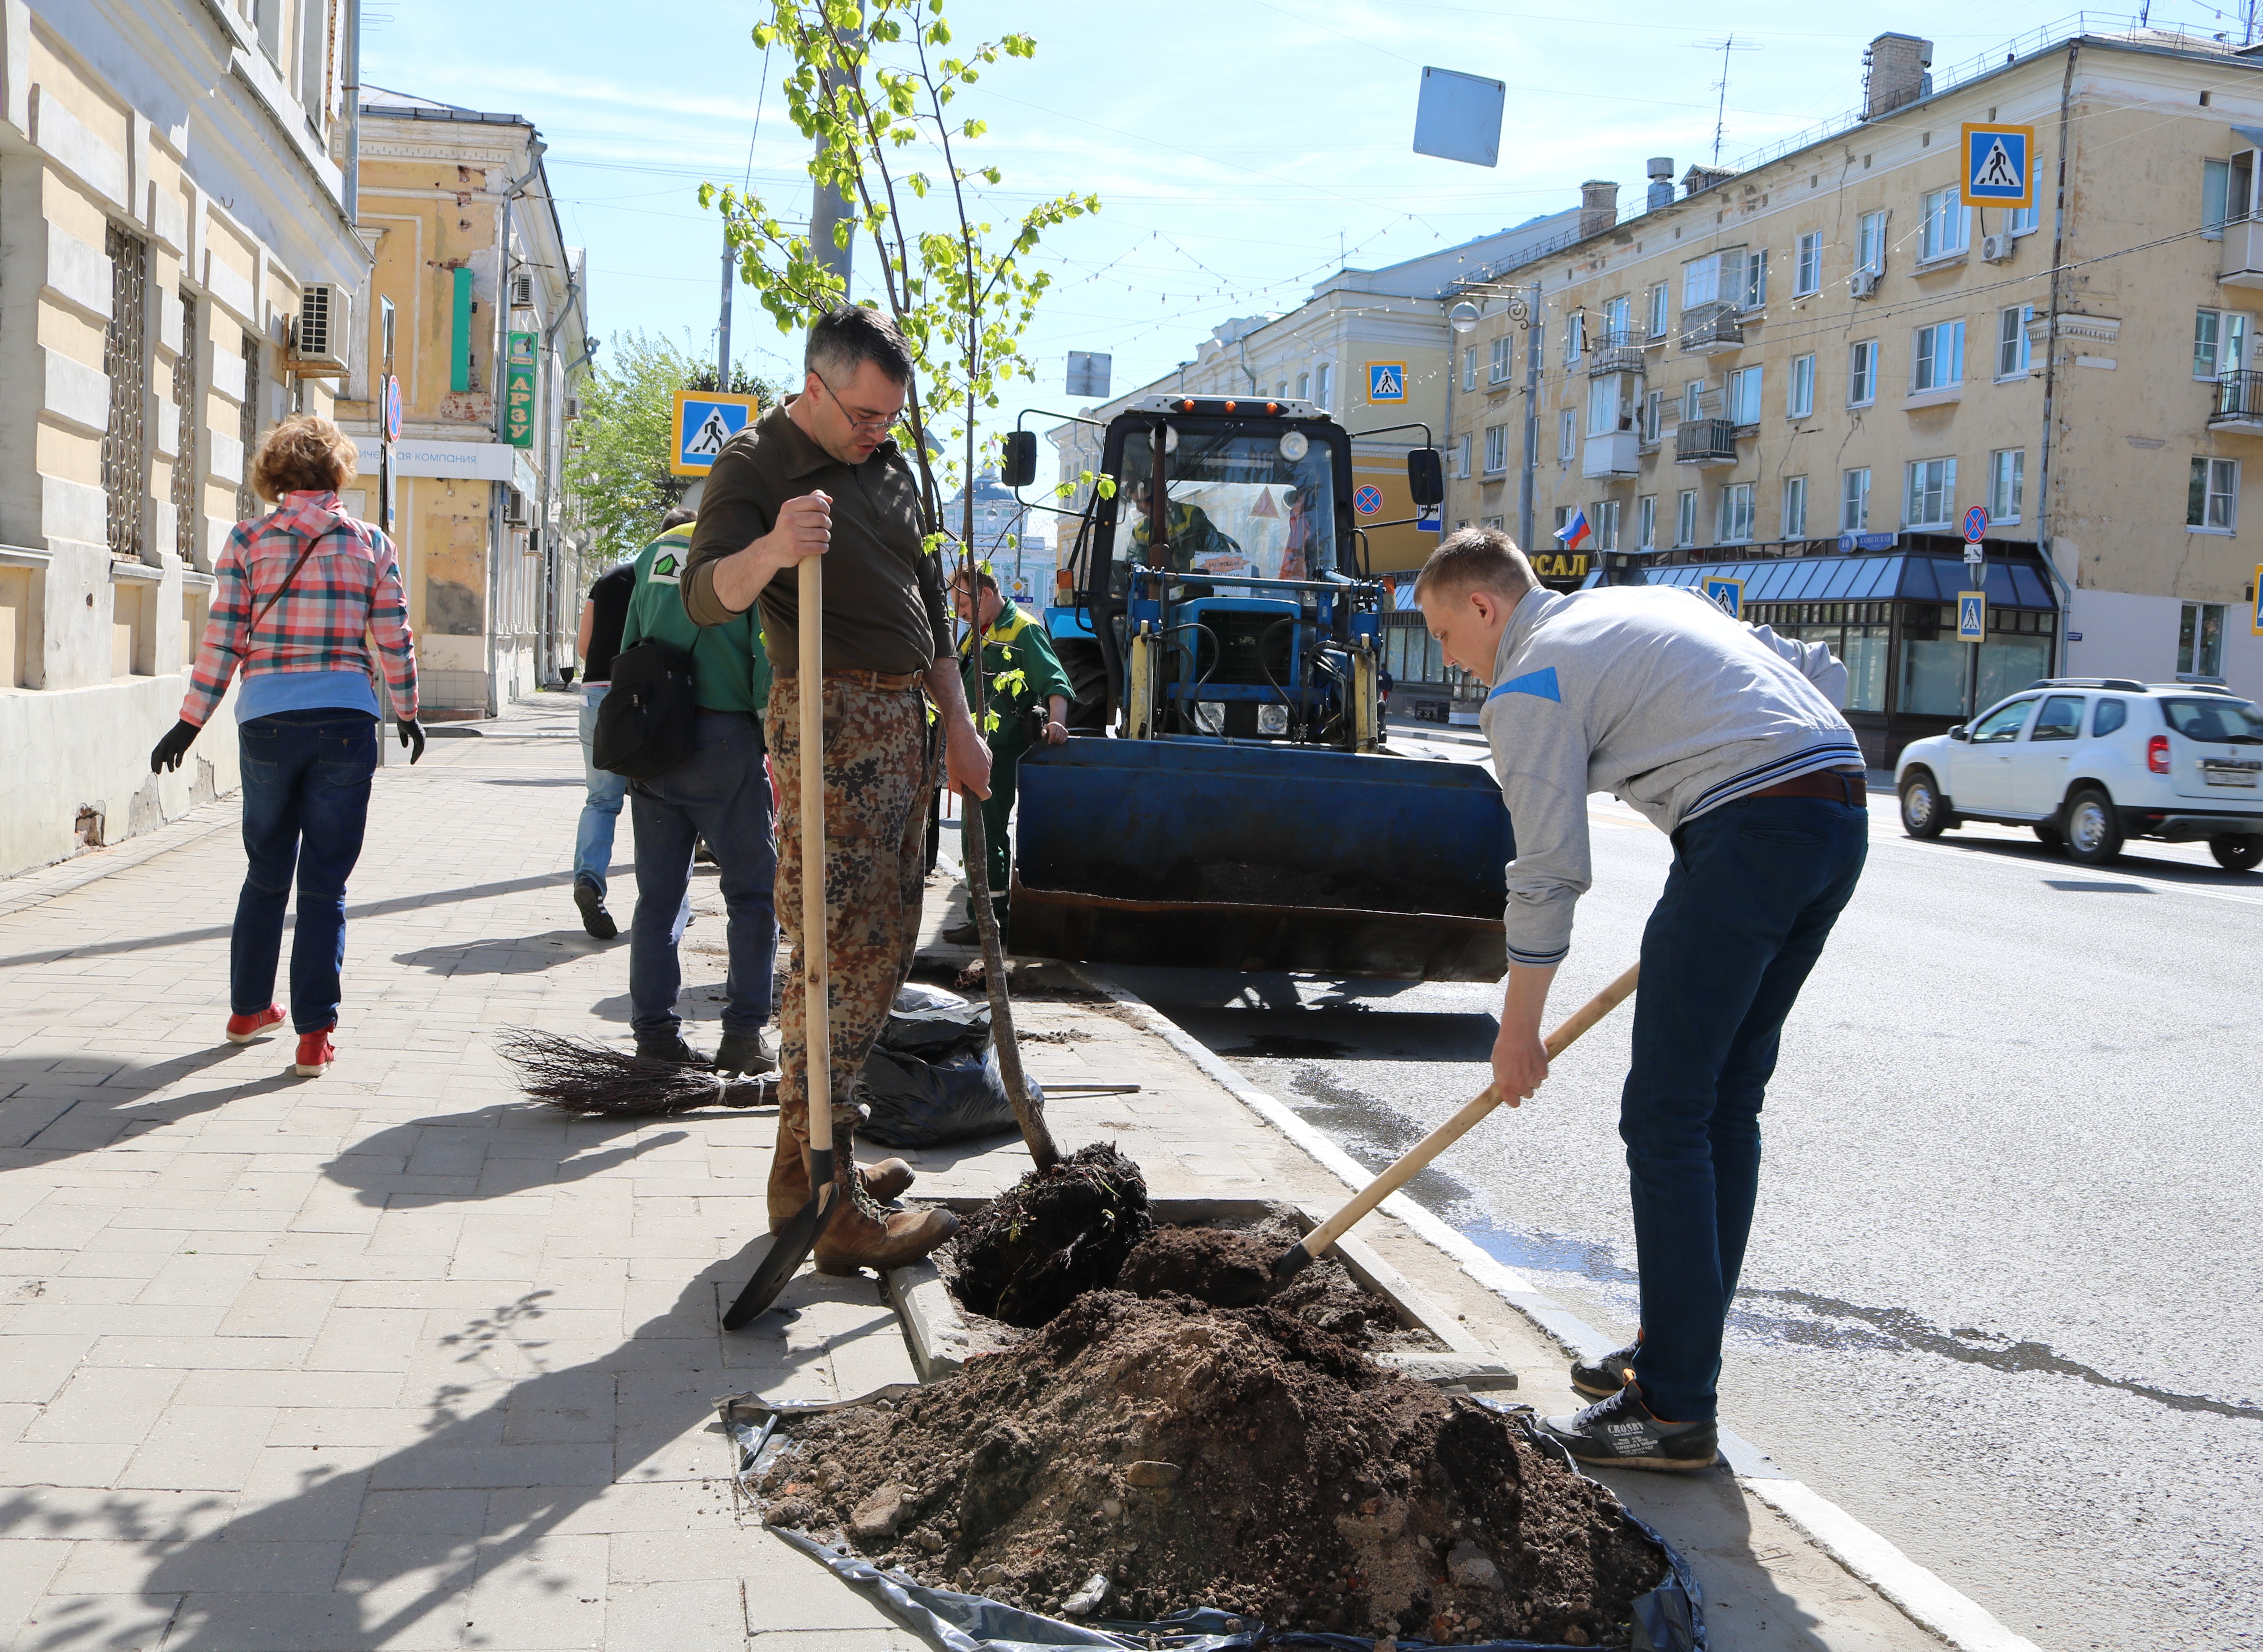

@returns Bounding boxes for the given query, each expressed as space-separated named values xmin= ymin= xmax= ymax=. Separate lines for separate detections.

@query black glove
xmin=398 ymin=718 xmax=426 ymax=765
xmin=150 ymin=718 xmax=200 ymax=774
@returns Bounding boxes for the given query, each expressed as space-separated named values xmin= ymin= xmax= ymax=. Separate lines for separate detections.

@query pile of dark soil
xmin=757 ymin=1291 xmax=1664 ymax=1644
xmin=1059 ymin=859 xmax=1492 ymax=918
xmin=1119 ymin=1222 xmax=1429 ymax=1352
xmin=949 ymin=1142 xmax=1152 ymax=1328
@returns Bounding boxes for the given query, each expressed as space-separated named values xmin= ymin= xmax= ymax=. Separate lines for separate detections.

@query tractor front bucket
xmin=1007 ymin=739 xmax=1513 ymax=982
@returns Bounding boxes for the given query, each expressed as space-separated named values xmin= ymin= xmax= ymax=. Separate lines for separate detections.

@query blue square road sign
xmin=1958 ymin=591 xmax=1988 ymax=641
xmin=1962 ymin=124 xmax=2034 ymax=207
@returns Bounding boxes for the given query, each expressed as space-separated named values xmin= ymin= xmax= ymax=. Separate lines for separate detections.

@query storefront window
xmin=1901 ymin=637 xmax=1969 ymax=715
xmin=1976 ymin=638 xmax=2050 ymax=708
xmin=1844 ymin=625 xmax=1888 ymax=711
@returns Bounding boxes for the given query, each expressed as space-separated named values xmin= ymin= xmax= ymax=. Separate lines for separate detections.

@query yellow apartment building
xmin=1448 ymin=26 xmax=2263 ymax=761
xmin=336 ymin=89 xmax=589 ymax=717
xmin=0 ymin=0 xmax=368 ymax=876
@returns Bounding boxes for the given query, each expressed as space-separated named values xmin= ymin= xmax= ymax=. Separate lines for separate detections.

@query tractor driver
xmin=1415 ymin=525 xmax=1865 ymax=1475
xmin=1123 ymin=473 xmax=1236 ymax=574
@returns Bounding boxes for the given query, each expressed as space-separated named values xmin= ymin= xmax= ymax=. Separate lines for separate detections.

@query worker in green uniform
xmin=944 ymin=562 xmax=1072 ymax=944
xmin=619 ymin=512 xmax=780 ymax=1075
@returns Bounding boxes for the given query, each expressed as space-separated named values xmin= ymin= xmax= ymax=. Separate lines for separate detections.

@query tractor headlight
xmin=1257 ymin=703 xmax=1289 ymax=735
xmin=1195 ymin=701 xmax=1226 ymax=735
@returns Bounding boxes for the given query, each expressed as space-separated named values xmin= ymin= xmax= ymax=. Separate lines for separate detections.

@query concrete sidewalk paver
xmin=0 ymin=693 xmax=1967 ymax=1650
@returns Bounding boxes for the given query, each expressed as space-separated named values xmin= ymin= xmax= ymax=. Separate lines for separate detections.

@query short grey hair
xmin=806 ymin=305 xmax=914 ymax=387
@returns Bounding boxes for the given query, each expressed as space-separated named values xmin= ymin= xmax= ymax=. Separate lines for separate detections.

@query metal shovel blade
xmin=722 ymin=1151 xmax=840 ymax=1330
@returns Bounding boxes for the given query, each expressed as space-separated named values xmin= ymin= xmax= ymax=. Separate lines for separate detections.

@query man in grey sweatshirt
xmin=1415 ymin=527 xmax=1867 ymax=1471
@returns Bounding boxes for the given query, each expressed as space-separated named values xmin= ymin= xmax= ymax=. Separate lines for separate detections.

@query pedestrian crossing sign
xmin=1702 ymin=576 xmax=1743 ymax=619
xmin=1366 ymin=362 xmax=1408 ymax=403
xmin=1958 ymin=590 xmax=1987 ymax=641
xmin=670 ymin=390 xmax=761 ymax=476
xmin=1961 ymin=124 xmax=2034 ymax=208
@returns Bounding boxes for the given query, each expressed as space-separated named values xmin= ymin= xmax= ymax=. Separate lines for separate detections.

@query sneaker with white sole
xmin=293 ymin=1027 xmax=336 ymax=1078
xmin=1539 ymin=1384 xmax=1718 ymax=1472
xmin=226 ymin=1004 xmax=285 ymax=1044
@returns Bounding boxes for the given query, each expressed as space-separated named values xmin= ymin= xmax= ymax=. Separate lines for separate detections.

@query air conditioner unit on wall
xmin=1981 ymin=233 xmax=2015 ymax=263
xmin=503 ymin=489 xmax=529 ymax=526
xmin=1848 ymin=268 xmax=1881 ymax=299
xmin=509 ymin=272 xmax=536 ymax=310
xmin=289 ymin=284 xmax=351 ymax=375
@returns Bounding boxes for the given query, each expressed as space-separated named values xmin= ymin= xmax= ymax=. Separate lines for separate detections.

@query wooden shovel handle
xmin=1294 ymin=961 xmax=1640 ymax=1264
xmin=799 ymin=554 xmax=832 ymax=1167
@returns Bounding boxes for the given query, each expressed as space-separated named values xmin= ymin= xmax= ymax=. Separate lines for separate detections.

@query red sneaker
xmin=226 ymin=1004 xmax=285 ymax=1044
xmin=293 ymin=1027 xmax=336 ymax=1077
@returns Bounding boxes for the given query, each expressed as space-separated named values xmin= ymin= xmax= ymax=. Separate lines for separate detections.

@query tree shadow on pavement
xmin=322 ymin=1107 xmax=691 ymax=1207
xmin=0 ymin=1046 xmax=301 ymax=1157
xmin=0 ymin=1263 xmax=874 ymax=1652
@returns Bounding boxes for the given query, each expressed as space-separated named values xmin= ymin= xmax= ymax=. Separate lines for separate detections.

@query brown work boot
xmin=813 ymin=1160 xmax=957 ymax=1275
xmin=766 ymin=1117 xmax=916 ymax=1230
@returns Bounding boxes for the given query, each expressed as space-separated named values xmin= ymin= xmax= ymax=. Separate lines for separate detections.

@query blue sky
xmin=365 ymin=0 xmax=2248 ymax=425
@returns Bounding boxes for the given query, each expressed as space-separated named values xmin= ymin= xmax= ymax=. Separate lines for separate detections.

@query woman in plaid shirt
xmin=150 ymin=415 xmax=423 ymax=1077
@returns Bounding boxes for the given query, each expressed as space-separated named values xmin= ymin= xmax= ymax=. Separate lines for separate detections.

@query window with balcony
xmin=1675 ymin=489 xmax=1697 ymax=547
xmin=1912 ymin=320 xmax=1964 ymax=393
xmin=1848 ymin=340 xmax=1878 ymax=406
xmin=1906 ymin=457 xmax=1957 ymax=527
xmin=1637 ymin=494 xmax=1656 ymax=549
xmin=1783 ymin=475 xmax=1808 ymax=538
xmin=1566 ymin=312 xmax=1585 ymax=366
xmin=1588 ymin=373 xmax=1638 ymax=436
xmin=1594 ymin=499 xmax=1621 ymax=550
xmin=1484 ymin=424 xmax=1508 ymax=474
xmin=2189 ymin=455 xmax=2239 ymax=530
xmin=1603 ymin=294 xmax=1631 ymax=343
xmin=2195 ymin=307 xmax=2251 ymax=377
xmin=1842 ymin=467 xmax=1871 ymax=532
xmin=1726 ymin=365 xmax=1762 ymax=427
xmin=2205 ymin=157 xmax=2232 ymax=237
xmin=1489 ymin=336 xmax=1513 ymax=384
xmin=1794 ymin=232 xmax=1822 ymax=296
xmin=1999 ymin=306 xmax=2035 ymax=378
xmin=1788 ymin=352 xmax=1815 ymax=417
xmin=1718 ymin=482 xmax=1755 ymax=543
xmin=1463 ymin=345 xmax=1477 ymax=391
xmin=1858 ymin=210 xmax=1888 ymax=274
xmin=1741 ymin=249 xmax=1768 ymax=310
xmin=1989 ymin=448 xmax=2025 ymax=523
xmin=1682 ymin=379 xmax=1706 ymax=422
xmin=1683 ymin=253 xmax=1722 ymax=308
xmin=1646 ymin=283 xmax=1669 ymax=339
xmin=1919 ymin=188 xmax=1970 ymax=261
xmin=1559 ymin=409 xmax=1576 ymax=462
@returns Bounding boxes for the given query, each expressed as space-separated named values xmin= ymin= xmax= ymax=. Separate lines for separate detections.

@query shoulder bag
xmin=592 ymin=638 xmax=700 ymax=779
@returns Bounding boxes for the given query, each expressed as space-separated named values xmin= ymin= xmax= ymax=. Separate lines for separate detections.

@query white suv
xmin=1895 ymin=679 xmax=2263 ymax=870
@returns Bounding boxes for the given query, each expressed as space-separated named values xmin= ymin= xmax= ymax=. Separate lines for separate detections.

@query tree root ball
xmin=950 ymin=1142 xmax=1152 ymax=1327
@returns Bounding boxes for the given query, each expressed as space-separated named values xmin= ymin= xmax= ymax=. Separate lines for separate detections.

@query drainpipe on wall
xmin=537 ymin=265 xmax=585 ymax=685
xmin=341 ymin=0 xmax=361 ymax=222
xmin=2031 ymin=41 xmax=2080 ymax=673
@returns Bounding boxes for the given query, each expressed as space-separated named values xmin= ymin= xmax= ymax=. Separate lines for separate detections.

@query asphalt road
xmin=1103 ymin=723 xmax=2263 ymax=1652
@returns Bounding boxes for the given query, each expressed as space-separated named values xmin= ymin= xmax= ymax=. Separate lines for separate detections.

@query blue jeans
xmin=576 ymin=683 xmax=625 ymax=891
xmin=1623 ymin=793 xmax=1868 ymax=1423
xmin=628 ymin=712 xmax=777 ymax=1041
xmin=230 ymin=710 xmax=378 ymax=1034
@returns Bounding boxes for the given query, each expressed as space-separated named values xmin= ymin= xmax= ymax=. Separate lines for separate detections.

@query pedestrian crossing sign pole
xmin=1961 ymin=124 xmax=2034 ymax=208
xmin=670 ymin=390 xmax=762 ymax=477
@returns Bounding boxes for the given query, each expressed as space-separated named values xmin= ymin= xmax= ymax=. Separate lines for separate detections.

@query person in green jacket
xmin=620 ymin=511 xmax=781 ymax=1076
xmin=944 ymin=562 xmax=1072 ymax=943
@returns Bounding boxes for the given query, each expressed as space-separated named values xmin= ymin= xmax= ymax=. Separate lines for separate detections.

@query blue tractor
xmin=992 ymin=394 xmax=1514 ymax=982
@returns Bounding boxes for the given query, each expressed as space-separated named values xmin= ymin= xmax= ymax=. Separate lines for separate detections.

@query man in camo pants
xmin=682 ymin=306 xmax=992 ymax=1274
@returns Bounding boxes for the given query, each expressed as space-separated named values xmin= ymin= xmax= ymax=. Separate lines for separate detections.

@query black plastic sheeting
xmin=727 ymin=1395 xmax=1703 ymax=1652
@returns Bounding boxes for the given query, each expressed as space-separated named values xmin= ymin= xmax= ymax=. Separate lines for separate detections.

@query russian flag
xmin=1555 ymin=509 xmax=1592 ymax=551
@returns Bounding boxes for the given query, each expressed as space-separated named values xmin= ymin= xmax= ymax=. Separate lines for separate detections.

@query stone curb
xmin=0 ymin=794 xmax=239 ymax=917
xmin=1066 ymin=961 xmax=2047 ymax=1652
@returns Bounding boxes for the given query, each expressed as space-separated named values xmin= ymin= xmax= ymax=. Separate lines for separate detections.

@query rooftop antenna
xmin=1689 ymin=35 xmax=1761 ymax=166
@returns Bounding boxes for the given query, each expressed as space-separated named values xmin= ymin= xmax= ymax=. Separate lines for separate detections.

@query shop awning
xmin=1606 ymin=553 xmax=2059 ymax=610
